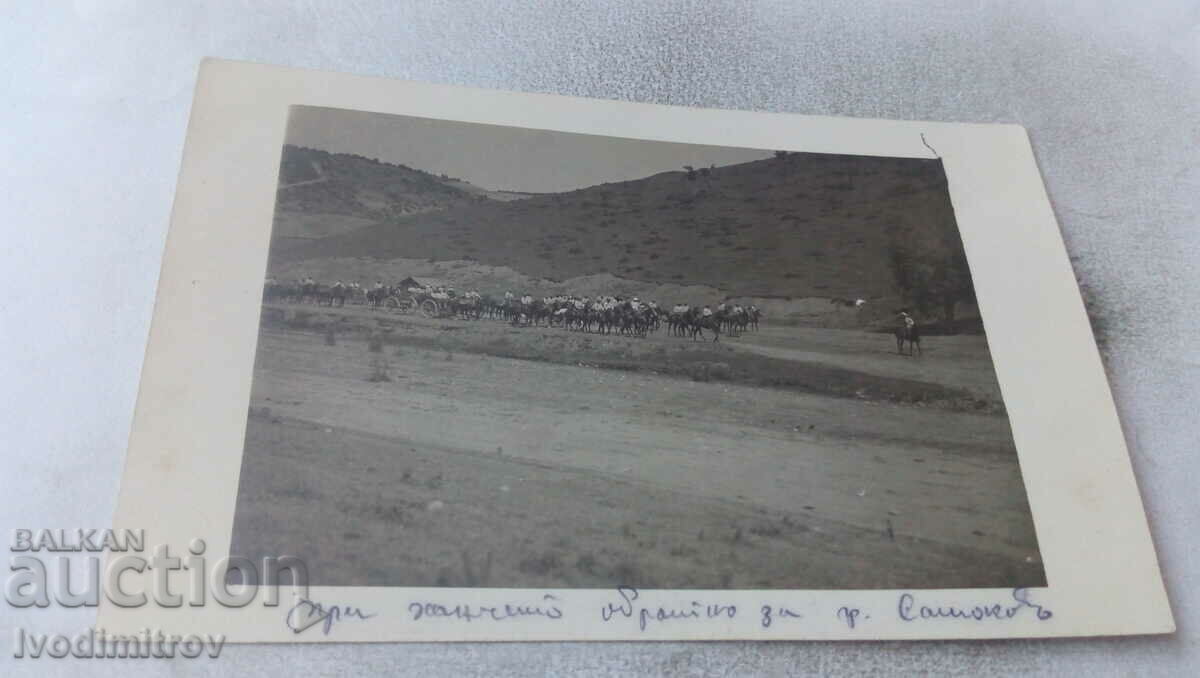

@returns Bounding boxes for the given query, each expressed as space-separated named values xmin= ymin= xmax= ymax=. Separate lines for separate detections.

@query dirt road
xmin=230 ymin=313 xmax=1043 ymax=589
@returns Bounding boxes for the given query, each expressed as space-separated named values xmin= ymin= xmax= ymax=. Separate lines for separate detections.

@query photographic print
xmin=102 ymin=61 xmax=1173 ymax=641
xmin=228 ymin=105 xmax=1045 ymax=591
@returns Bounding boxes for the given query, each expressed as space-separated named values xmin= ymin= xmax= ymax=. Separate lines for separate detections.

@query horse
xmin=365 ymin=287 xmax=391 ymax=309
xmin=894 ymin=324 xmax=921 ymax=356
xmin=748 ymin=307 xmax=761 ymax=331
xmin=299 ymin=281 xmax=322 ymax=304
xmin=329 ymin=283 xmax=349 ymax=307
xmin=686 ymin=310 xmax=721 ymax=342
xmin=263 ymin=281 xmax=298 ymax=304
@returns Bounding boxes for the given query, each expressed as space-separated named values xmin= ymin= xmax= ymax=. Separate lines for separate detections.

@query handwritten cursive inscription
xmin=760 ymin=604 xmax=803 ymax=628
xmin=408 ymin=594 xmax=563 ymax=623
xmin=837 ymin=606 xmax=867 ymax=629
xmin=600 ymin=586 xmax=737 ymax=632
xmin=898 ymin=588 xmax=1053 ymax=622
xmin=286 ymin=598 xmax=376 ymax=636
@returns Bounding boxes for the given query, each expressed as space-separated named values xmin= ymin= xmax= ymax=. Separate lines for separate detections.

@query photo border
xmin=99 ymin=59 xmax=1172 ymax=641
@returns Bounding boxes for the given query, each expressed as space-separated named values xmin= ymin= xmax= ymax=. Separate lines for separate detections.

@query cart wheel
xmin=421 ymin=299 xmax=438 ymax=318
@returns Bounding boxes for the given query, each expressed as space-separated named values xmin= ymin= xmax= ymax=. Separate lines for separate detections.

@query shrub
xmin=367 ymin=356 xmax=391 ymax=382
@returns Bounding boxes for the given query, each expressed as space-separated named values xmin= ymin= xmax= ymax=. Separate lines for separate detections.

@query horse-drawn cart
xmin=367 ymin=286 xmax=445 ymax=316
xmin=367 ymin=284 xmax=475 ymax=319
xmin=408 ymin=290 xmax=454 ymax=318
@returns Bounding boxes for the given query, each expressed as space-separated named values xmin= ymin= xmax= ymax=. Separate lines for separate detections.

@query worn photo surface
xmin=229 ymin=105 xmax=1045 ymax=590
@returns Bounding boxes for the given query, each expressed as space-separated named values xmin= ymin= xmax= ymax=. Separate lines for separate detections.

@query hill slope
xmin=270 ymin=145 xmax=497 ymax=249
xmin=277 ymin=153 xmax=964 ymax=301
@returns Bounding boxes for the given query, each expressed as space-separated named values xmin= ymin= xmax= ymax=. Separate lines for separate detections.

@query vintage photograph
xmin=229 ymin=104 xmax=1045 ymax=590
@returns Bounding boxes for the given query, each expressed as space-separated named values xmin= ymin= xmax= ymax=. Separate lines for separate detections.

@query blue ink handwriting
xmin=837 ymin=606 xmax=867 ymax=629
xmin=600 ymin=587 xmax=737 ymax=632
xmin=760 ymin=604 xmax=803 ymax=628
xmin=897 ymin=588 xmax=1053 ymax=622
xmin=408 ymin=594 xmax=563 ymax=623
xmin=286 ymin=598 xmax=375 ymax=636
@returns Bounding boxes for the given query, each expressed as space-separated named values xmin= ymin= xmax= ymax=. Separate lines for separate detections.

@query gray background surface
xmin=1 ymin=1 xmax=1196 ymax=675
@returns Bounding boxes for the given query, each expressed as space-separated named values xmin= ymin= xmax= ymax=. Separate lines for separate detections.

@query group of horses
xmin=451 ymin=295 xmax=760 ymax=342
xmin=263 ymin=279 xmax=354 ymax=307
xmin=262 ymin=277 xmax=922 ymax=354
xmin=262 ymin=278 xmax=763 ymax=342
xmin=513 ymin=300 xmax=760 ymax=341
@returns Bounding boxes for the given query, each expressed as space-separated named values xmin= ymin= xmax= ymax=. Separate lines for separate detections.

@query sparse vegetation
xmin=275 ymin=152 xmax=960 ymax=305
xmin=367 ymin=356 xmax=391 ymax=382
xmin=367 ymin=331 xmax=384 ymax=353
xmin=887 ymin=218 xmax=976 ymax=327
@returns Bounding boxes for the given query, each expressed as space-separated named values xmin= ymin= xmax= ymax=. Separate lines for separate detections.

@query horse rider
xmin=702 ymin=305 xmax=713 ymax=318
xmin=898 ymin=308 xmax=916 ymax=330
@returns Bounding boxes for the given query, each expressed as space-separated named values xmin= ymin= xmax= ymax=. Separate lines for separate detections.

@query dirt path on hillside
xmin=276 ymin=159 xmax=328 ymax=190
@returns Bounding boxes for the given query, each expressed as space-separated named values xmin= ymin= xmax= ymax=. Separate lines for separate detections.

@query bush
xmin=518 ymin=551 xmax=562 ymax=577
xmin=367 ymin=332 xmax=384 ymax=353
xmin=367 ymin=356 xmax=391 ymax=382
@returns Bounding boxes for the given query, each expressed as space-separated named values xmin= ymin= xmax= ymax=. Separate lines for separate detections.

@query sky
xmin=285 ymin=105 xmax=773 ymax=194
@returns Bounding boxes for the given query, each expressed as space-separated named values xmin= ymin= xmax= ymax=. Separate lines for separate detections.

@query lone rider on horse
xmin=895 ymin=308 xmax=921 ymax=356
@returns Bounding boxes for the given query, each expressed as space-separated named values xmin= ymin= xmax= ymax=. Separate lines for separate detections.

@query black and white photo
xmin=229 ymin=106 xmax=1045 ymax=591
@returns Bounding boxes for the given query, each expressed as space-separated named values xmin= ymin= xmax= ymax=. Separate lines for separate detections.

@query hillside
xmin=270 ymin=145 xmax=497 ymax=250
xmin=276 ymin=152 xmax=965 ymax=302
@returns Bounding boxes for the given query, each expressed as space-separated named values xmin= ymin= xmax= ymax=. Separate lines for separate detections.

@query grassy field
xmin=229 ymin=307 xmax=1043 ymax=589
